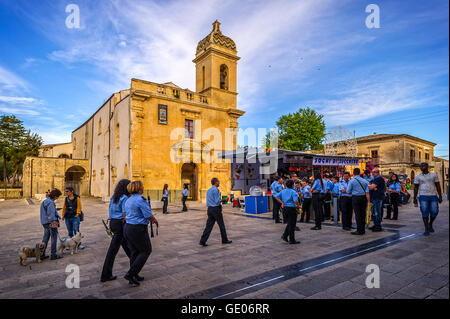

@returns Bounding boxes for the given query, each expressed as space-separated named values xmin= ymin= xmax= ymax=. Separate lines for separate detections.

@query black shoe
xmin=40 ymin=255 xmax=49 ymax=260
xmin=100 ymin=275 xmax=117 ymax=283
xmin=351 ymin=231 xmax=365 ymax=235
xmin=281 ymin=236 xmax=289 ymax=243
xmin=384 ymin=216 xmax=391 ymax=219
xmin=299 ymin=220 xmax=304 ymax=223
xmin=372 ymin=227 xmax=383 ymax=232
xmin=295 ymin=226 xmax=300 ymax=231
xmin=124 ymin=274 xmax=140 ymax=286
xmin=311 ymin=226 xmax=321 ymax=230
xmin=134 ymin=275 xmax=144 ymax=282
xmin=222 ymin=240 xmax=232 ymax=244
xmin=199 ymin=242 xmax=208 ymax=247
xmin=275 ymin=220 xmax=282 ymax=223
xmin=50 ymin=255 xmax=62 ymax=260
xmin=289 ymin=240 xmax=301 ymax=244
xmin=343 ymin=227 xmax=351 ymax=231
xmin=368 ymin=226 xmax=375 ymax=230
xmin=392 ymin=217 xmax=398 ymax=220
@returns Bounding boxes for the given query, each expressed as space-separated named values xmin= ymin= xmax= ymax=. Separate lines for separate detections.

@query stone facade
xmin=22 ymin=21 xmax=244 ymax=202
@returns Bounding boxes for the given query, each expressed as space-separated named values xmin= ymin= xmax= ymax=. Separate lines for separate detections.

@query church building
xmin=23 ymin=21 xmax=245 ymax=203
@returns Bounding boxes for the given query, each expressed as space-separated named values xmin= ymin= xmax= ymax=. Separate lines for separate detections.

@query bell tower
xmin=193 ymin=20 xmax=239 ymax=108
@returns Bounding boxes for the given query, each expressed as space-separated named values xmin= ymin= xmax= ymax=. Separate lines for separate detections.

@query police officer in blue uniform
xmin=199 ymin=178 xmax=232 ymax=246
xmin=270 ymin=176 xmax=284 ymax=223
xmin=346 ymin=168 xmax=370 ymax=235
xmin=182 ymin=184 xmax=189 ymax=212
xmin=274 ymin=179 xmax=301 ymax=244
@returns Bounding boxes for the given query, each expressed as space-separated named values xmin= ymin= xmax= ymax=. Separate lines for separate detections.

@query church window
xmin=220 ymin=64 xmax=229 ymax=90
xmin=185 ymin=119 xmax=194 ymax=139
xmin=100 ymin=168 xmax=104 ymax=180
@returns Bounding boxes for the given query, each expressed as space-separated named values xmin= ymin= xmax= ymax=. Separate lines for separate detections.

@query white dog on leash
xmin=58 ymin=232 xmax=84 ymax=255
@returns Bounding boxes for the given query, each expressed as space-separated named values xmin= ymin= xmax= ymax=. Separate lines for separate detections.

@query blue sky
xmin=0 ymin=0 xmax=448 ymax=157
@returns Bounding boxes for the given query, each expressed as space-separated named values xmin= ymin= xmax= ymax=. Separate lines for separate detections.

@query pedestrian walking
xmin=101 ymin=179 xmax=132 ymax=283
xmin=386 ymin=174 xmax=401 ymax=220
xmin=40 ymin=189 xmax=63 ymax=260
xmin=413 ymin=162 xmax=443 ymax=236
xmin=182 ymin=184 xmax=188 ymax=212
xmin=270 ymin=176 xmax=283 ymax=223
xmin=346 ymin=168 xmax=370 ymax=235
xmin=368 ymin=168 xmax=385 ymax=232
xmin=311 ymin=172 xmax=325 ymax=230
xmin=274 ymin=179 xmax=301 ymax=244
xmin=199 ymin=178 xmax=232 ymax=246
xmin=123 ymin=181 xmax=158 ymax=286
xmin=339 ymin=172 xmax=353 ymax=230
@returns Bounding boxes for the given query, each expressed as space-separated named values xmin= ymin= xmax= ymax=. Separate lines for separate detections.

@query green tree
xmin=0 ymin=115 xmax=43 ymax=194
xmin=265 ymin=107 xmax=326 ymax=151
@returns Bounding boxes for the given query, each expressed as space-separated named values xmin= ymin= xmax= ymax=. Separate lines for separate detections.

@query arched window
xmin=98 ymin=118 xmax=102 ymax=135
xmin=115 ymin=123 xmax=120 ymax=148
xmin=220 ymin=64 xmax=228 ymax=90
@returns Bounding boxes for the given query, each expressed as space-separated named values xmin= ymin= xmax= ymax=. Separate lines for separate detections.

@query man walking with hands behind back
xmin=414 ymin=162 xmax=443 ymax=236
xmin=199 ymin=178 xmax=232 ymax=246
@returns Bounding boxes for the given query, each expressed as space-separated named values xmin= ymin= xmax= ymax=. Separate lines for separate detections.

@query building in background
xmin=23 ymin=21 xmax=244 ymax=202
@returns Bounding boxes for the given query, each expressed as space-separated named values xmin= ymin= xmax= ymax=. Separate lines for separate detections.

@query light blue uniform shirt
xmin=389 ymin=182 xmax=401 ymax=192
xmin=275 ymin=188 xmax=299 ymax=207
xmin=182 ymin=188 xmax=188 ymax=196
xmin=162 ymin=189 xmax=169 ymax=198
xmin=124 ymin=194 xmax=153 ymax=225
xmin=332 ymin=182 xmax=341 ymax=196
xmin=312 ymin=179 xmax=324 ymax=193
xmin=109 ymin=194 xmax=127 ymax=219
xmin=339 ymin=180 xmax=352 ymax=197
xmin=325 ymin=179 xmax=334 ymax=193
xmin=40 ymin=198 xmax=61 ymax=225
xmin=302 ymin=185 xmax=312 ymax=199
xmin=347 ymin=176 xmax=370 ymax=196
xmin=206 ymin=185 xmax=221 ymax=207
xmin=364 ymin=175 xmax=374 ymax=183
xmin=270 ymin=181 xmax=283 ymax=197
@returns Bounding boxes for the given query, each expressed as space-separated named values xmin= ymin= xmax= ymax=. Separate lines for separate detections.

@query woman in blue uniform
xmin=274 ymin=179 xmax=301 ymax=244
xmin=101 ymin=179 xmax=132 ymax=282
xmin=386 ymin=174 xmax=401 ymax=220
xmin=123 ymin=181 xmax=159 ymax=286
xmin=162 ymin=184 xmax=169 ymax=214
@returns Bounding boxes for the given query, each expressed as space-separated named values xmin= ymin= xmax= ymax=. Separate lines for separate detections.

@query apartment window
xmin=418 ymin=151 xmax=422 ymax=160
xmin=185 ymin=119 xmax=194 ymax=139
xmin=371 ymin=150 xmax=378 ymax=158
xmin=410 ymin=150 xmax=415 ymax=161
xmin=425 ymin=153 xmax=430 ymax=160
xmin=202 ymin=66 xmax=205 ymax=90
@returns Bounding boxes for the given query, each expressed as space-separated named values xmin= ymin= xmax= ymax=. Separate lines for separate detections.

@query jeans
xmin=65 ymin=217 xmax=80 ymax=237
xmin=42 ymin=223 xmax=58 ymax=257
xmin=371 ymin=199 xmax=383 ymax=228
xmin=419 ymin=195 xmax=439 ymax=218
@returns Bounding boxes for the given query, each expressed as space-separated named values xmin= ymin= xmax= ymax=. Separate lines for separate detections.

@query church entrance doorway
xmin=65 ymin=166 xmax=86 ymax=195
xmin=181 ymin=163 xmax=198 ymax=201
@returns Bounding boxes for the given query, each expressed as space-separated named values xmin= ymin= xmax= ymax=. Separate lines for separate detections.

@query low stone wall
xmin=0 ymin=188 xmax=23 ymax=199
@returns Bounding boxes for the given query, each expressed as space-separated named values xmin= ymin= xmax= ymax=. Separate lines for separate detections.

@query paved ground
xmin=0 ymin=197 xmax=447 ymax=299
